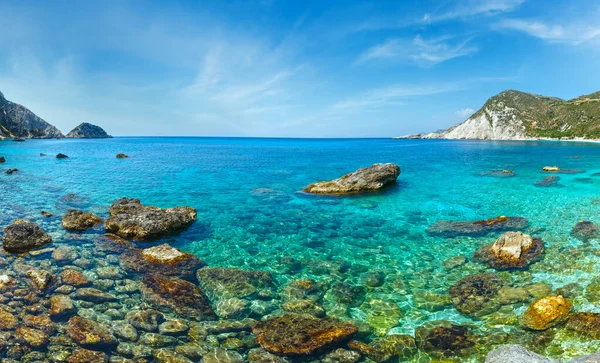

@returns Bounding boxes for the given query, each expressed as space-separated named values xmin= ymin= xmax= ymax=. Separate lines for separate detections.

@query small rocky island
xmin=66 ymin=123 xmax=112 ymax=139
xmin=303 ymin=163 xmax=400 ymax=194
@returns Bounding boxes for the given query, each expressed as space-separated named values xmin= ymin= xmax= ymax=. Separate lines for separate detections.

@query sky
xmin=0 ymin=0 xmax=599 ymax=137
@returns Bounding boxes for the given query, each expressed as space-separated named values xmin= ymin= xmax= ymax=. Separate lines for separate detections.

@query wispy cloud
xmin=455 ymin=108 xmax=475 ymax=118
xmin=496 ymin=19 xmax=600 ymax=45
xmin=423 ymin=0 xmax=524 ymax=23
xmin=356 ymin=35 xmax=478 ymax=67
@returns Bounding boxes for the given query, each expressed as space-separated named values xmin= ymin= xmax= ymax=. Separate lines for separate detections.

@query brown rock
xmin=253 ymin=313 xmax=357 ymax=356
xmin=66 ymin=316 xmax=117 ymax=348
xmin=105 ymin=197 xmax=197 ymax=241
xmin=473 ymin=232 xmax=544 ymax=269
xmin=520 ymin=296 xmax=572 ymax=330
xmin=62 ymin=210 xmax=103 ymax=231
xmin=140 ymin=274 xmax=216 ymax=320
xmin=303 ymin=163 xmax=400 ymax=194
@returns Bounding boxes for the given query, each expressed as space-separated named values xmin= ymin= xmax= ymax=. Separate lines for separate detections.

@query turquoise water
xmin=3 ymin=137 xmax=600 ymax=360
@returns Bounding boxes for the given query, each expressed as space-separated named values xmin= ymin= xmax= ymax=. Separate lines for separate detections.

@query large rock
xmin=197 ymin=267 xmax=274 ymax=300
xmin=105 ymin=198 xmax=197 ymax=241
xmin=426 ymin=216 xmax=528 ymax=237
xmin=473 ymin=232 xmax=544 ymax=269
xmin=66 ymin=317 xmax=117 ymax=348
xmin=485 ymin=344 xmax=554 ymax=363
xmin=520 ymin=296 xmax=572 ymax=330
xmin=66 ymin=123 xmax=112 ymax=138
xmin=2 ymin=219 xmax=52 ymax=252
xmin=253 ymin=314 xmax=357 ymax=355
xmin=449 ymin=273 xmax=504 ymax=317
xmin=140 ymin=274 xmax=216 ymax=320
xmin=120 ymin=243 xmax=204 ymax=281
xmin=303 ymin=163 xmax=400 ymax=194
xmin=62 ymin=210 xmax=103 ymax=231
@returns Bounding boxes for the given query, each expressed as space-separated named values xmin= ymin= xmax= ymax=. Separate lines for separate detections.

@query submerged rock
xmin=105 ymin=198 xmax=197 ymax=241
xmin=415 ymin=320 xmax=477 ymax=358
xmin=2 ymin=219 xmax=52 ymax=253
xmin=449 ymin=273 xmax=504 ymax=317
xmin=252 ymin=313 xmax=357 ymax=356
xmin=140 ymin=274 xmax=217 ymax=320
xmin=196 ymin=267 xmax=274 ymax=300
xmin=565 ymin=312 xmax=600 ymax=339
xmin=426 ymin=216 xmax=528 ymax=237
xmin=66 ymin=316 xmax=117 ymax=348
xmin=520 ymin=295 xmax=572 ymax=330
xmin=473 ymin=232 xmax=544 ymax=269
xmin=485 ymin=344 xmax=553 ymax=363
xmin=303 ymin=163 xmax=400 ymax=194
xmin=571 ymin=221 xmax=600 ymax=242
xmin=120 ymin=244 xmax=204 ymax=280
xmin=62 ymin=209 xmax=103 ymax=231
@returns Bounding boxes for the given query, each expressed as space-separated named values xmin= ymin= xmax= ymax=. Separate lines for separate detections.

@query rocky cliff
xmin=398 ymin=90 xmax=600 ymax=140
xmin=0 ymin=91 xmax=64 ymax=139
xmin=66 ymin=123 xmax=112 ymax=138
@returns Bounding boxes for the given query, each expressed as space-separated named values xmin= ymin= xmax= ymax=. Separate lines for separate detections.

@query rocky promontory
xmin=66 ymin=123 xmax=112 ymax=138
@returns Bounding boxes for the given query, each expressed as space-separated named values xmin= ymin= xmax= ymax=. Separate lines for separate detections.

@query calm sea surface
xmin=2 ymin=137 xmax=600 ymax=360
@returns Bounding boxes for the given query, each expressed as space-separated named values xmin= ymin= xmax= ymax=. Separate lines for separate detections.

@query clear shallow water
xmin=2 ymin=137 xmax=600 ymax=361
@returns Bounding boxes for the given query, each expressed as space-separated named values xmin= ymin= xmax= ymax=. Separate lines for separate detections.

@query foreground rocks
xmin=62 ymin=210 xmax=103 ymax=231
xmin=303 ymin=163 xmax=400 ymax=194
xmin=252 ymin=314 xmax=357 ymax=355
xmin=473 ymin=232 xmax=544 ymax=269
xmin=520 ymin=296 xmax=572 ymax=330
xmin=426 ymin=216 xmax=529 ymax=237
xmin=2 ymin=220 xmax=52 ymax=252
xmin=105 ymin=198 xmax=197 ymax=241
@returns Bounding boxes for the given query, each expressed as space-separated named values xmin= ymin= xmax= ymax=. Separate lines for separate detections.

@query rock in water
xmin=252 ymin=314 xmax=357 ymax=355
xmin=105 ymin=198 xmax=197 ymax=241
xmin=303 ymin=163 xmax=400 ymax=194
xmin=427 ymin=216 xmax=528 ymax=237
xmin=66 ymin=122 xmax=112 ymax=138
xmin=62 ymin=210 xmax=103 ymax=231
xmin=485 ymin=344 xmax=554 ymax=363
xmin=2 ymin=220 xmax=52 ymax=253
xmin=520 ymin=296 xmax=572 ymax=330
xmin=140 ymin=274 xmax=217 ymax=320
xmin=473 ymin=232 xmax=544 ymax=269
xmin=0 ymin=90 xmax=64 ymax=139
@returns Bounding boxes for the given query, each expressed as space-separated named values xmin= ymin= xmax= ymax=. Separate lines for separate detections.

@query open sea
xmin=2 ymin=137 xmax=600 ymax=361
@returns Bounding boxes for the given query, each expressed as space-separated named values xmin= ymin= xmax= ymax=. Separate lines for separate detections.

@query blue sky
xmin=0 ymin=0 xmax=599 ymax=137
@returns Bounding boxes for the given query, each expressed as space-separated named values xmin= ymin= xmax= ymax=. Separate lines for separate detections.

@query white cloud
xmin=496 ymin=19 xmax=600 ymax=45
xmin=357 ymin=35 xmax=478 ymax=67
xmin=455 ymin=108 xmax=475 ymax=118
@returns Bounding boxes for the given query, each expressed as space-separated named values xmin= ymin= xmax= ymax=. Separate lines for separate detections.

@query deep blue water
xmin=2 ymin=137 xmax=600 ymax=358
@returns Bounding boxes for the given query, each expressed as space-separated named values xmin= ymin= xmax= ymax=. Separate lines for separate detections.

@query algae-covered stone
xmin=196 ymin=267 xmax=274 ymax=300
xmin=66 ymin=316 xmax=117 ymax=348
xmin=252 ymin=313 xmax=357 ymax=355
xmin=520 ymin=296 xmax=572 ymax=330
xmin=449 ymin=273 xmax=504 ymax=317
xmin=2 ymin=219 xmax=52 ymax=252
xmin=140 ymin=274 xmax=216 ymax=320
xmin=415 ymin=320 xmax=477 ymax=358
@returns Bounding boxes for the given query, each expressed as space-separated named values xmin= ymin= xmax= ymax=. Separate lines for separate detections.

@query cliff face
xmin=66 ymin=123 xmax=112 ymax=139
xmin=0 ymin=91 xmax=64 ymax=139
xmin=411 ymin=90 xmax=600 ymax=140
